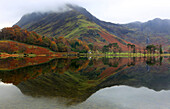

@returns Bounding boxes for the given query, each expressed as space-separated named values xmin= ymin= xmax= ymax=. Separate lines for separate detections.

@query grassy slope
xmin=19 ymin=11 xmax=131 ymax=51
xmin=24 ymin=11 xmax=108 ymax=44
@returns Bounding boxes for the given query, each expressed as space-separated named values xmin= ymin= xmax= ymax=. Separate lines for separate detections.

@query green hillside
xmin=16 ymin=11 xmax=108 ymax=44
xmin=15 ymin=9 xmax=129 ymax=51
xmin=14 ymin=5 xmax=170 ymax=51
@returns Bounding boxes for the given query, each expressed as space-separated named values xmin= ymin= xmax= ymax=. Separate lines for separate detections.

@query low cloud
xmin=1 ymin=0 xmax=170 ymax=29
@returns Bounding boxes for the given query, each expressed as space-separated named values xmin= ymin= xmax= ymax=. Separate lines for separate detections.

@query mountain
xmin=72 ymin=5 xmax=170 ymax=50
xmin=98 ymin=18 xmax=170 ymax=50
xmin=55 ymin=5 xmax=170 ymax=50
xmin=15 ymin=4 xmax=170 ymax=51
xmin=124 ymin=18 xmax=170 ymax=49
xmin=126 ymin=18 xmax=170 ymax=34
xmin=15 ymin=4 xmax=133 ymax=51
xmin=66 ymin=4 xmax=132 ymax=36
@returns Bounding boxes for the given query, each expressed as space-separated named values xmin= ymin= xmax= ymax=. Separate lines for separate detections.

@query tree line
xmin=102 ymin=43 xmax=122 ymax=54
xmin=127 ymin=43 xmax=163 ymax=54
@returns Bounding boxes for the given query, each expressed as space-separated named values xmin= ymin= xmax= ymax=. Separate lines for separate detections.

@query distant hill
xmin=123 ymin=18 xmax=170 ymax=50
xmin=125 ymin=18 xmax=170 ymax=34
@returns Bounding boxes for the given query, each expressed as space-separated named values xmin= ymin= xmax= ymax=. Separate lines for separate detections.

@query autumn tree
xmin=146 ymin=44 xmax=156 ymax=54
xmin=102 ymin=45 xmax=109 ymax=54
xmin=159 ymin=45 xmax=163 ymax=54
xmin=127 ymin=43 xmax=131 ymax=54
xmin=88 ymin=43 xmax=94 ymax=50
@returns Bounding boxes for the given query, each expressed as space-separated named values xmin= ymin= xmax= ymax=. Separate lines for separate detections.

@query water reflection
xmin=0 ymin=56 xmax=54 ymax=70
xmin=0 ymin=56 xmax=169 ymax=108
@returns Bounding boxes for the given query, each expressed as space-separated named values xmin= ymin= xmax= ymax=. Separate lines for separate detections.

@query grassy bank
xmin=79 ymin=52 xmax=170 ymax=57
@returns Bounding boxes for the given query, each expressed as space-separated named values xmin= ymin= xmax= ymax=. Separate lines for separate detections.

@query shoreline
xmin=0 ymin=52 xmax=169 ymax=59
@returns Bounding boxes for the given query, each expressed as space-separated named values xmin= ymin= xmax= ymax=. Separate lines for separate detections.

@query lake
xmin=0 ymin=56 xmax=170 ymax=109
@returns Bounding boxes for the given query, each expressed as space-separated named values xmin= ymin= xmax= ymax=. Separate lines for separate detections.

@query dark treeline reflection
xmin=0 ymin=56 xmax=169 ymax=105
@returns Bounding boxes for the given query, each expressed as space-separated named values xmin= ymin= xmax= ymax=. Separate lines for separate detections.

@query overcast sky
xmin=1 ymin=0 xmax=170 ymax=29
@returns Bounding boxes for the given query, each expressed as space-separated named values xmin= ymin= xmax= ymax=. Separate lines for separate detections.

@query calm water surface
xmin=0 ymin=56 xmax=169 ymax=109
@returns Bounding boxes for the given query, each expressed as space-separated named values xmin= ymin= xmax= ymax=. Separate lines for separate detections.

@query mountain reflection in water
xmin=0 ymin=56 xmax=169 ymax=107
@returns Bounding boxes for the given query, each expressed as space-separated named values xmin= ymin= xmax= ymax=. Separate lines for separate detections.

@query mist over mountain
xmin=15 ymin=4 xmax=131 ymax=51
xmin=15 ymin=4 xmax=170 ymax=50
